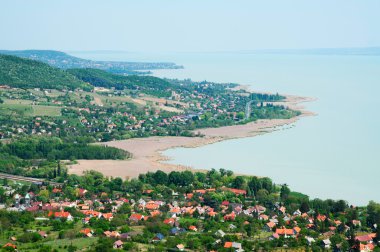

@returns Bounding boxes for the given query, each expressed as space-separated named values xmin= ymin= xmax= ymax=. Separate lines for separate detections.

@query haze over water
xmin=72 ymin=51 xmax=380 ymax=206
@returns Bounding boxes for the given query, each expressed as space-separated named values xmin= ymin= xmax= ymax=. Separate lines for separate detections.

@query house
xmin=143 ymin=189 xmax=154 ymax=194
xmin=270 ymin=233 xmax=280 ymax=240
xmin=221 ymin=201 xmax=230 ymax=207
xmin=322 ymin=239 xmax=331 ymax=249
xmin=104 ymin=231 xmax=120 ymax=238
xmin=170 ymin=227 xmax=186 ymax=236
xmin=176 ymin=244 xmax=185 ymax=251
xmin=224 ymin=242 xmax=243 ymax=251
xmin=317 ymin=214 xmax=327 ymax=222
xmin=82 ymin=210 xmax=101 ymax=218
xmin=229 ymin=224 xmax=237 ymax=230
xmin=185 ymin=193 xmax=194 ymax=199
xmin=355 ymin=234 xmax=375 ymax=243
xmin=208 ymin=211 xmax=217 ymax=217
xmin=145 ymin=201 xmax=160 ymax=210
xmin=150 ymin=210 xmax=161 ymax=217
xmin=275 ymin=228 xmax=295 ymax=238
xmin=101 ymin=213 xmax=113 ymax=221
xmin=283 ymin=215 xmax=291 ymax=223
xmin=48 ymin=211 xmax=73 ymax=221
xmin=152 ymin=233 xmax=164 ymax=242
xmin=252 ymin=205 xmax=266 ymax=215
xmin=305 ymin=236 xmax=315 ymax=246
xmin=231 ymin=203 xmax=243 ymax=215
xmin=215 ymin=229 xmax=226 ymax=237
xmin=263 ymin=221 xmax=276 ymax=232
xmin=78 ymin=188 xmax=88 ymax=197
xmin=301 ymin=212 xmax=309 ymax=219
xmin=225 ymin=188 xmax=247 ymax=196
xmin=188 ymin=225 xmax=198 ymax=232
xmin=259 ymin=214 xmax=269 ymax=221
xmin=80 ymin=228 xmax=94 ymax=237
xmin=169 ymin=207 xmax=181 ymax=215
xmin=224 ymin=212 xmax=236 ymax=221
xmin=129 ymin=213 xmax=144 ymax=222
xmin=334 ymin=220 xmax=342 ymax=226
xmin=278 ymin=206 xmax=286 ymax=214
xmin=293 ymin=226 xmax=301 ymax=235
xmin=38 ymin=231 xmax=48 ymax=238
xmin=353 ymin=220 xmax=362 ymax=227
xmin=163 ymin=218 xmax=176 ymax=226
xmin=52 ymin=188 xmax=62 ymax=194
xmin=293 ymin=209 xmax=302 ymax=216
xmin=360 ymin=243 xmax=375 ymax=252
xmin=119 ymin=233 xmax=131 ymax=240
xmin=113 ymin=240 xmax=123 ymax=249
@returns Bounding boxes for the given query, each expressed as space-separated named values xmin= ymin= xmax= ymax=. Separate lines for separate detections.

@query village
xmin=0 ymin=77 xmax=289 ymax=142
xmin=0 ymin=169 xmax=378 ymax=251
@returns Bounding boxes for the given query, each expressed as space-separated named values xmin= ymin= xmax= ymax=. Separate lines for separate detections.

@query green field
xmin=0 ymin=103 xmax=62 ymax=116
xmin=2 ymin=237 xmax=99 ymax=252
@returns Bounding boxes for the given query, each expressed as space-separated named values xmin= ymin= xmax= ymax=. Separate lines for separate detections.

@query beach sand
xmin=68 ymin=95 xmax=315 ymax=179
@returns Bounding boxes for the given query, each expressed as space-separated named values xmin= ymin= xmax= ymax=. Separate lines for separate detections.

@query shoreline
xmin=68 ymin=94 xmax=316 ymax=179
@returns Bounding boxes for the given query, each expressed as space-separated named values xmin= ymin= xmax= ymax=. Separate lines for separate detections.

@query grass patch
xmin=32 ymin=105 xmax=61 ymax=116
xmin=0 ymin=103 xmax=61 ymax=116
xmin=3 ymin=98 xmax=34 ymax=105
xmin=16 ymin=237 xmax=99 ymax=252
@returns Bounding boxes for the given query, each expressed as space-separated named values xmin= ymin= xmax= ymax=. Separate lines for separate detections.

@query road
xmin=0 ymin=172 xmax=63 ymax=187
xmin=245 ymin=100 xmax=253 ymax=120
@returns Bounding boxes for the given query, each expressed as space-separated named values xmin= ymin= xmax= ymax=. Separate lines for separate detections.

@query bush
xmin=18 ymin=232 xmax=42 ymax=243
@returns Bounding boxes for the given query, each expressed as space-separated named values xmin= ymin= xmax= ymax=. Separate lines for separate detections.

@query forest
xmin=0 ymin=55 xmax=91 ymax=91
xmin=0 ymin=137 xmax=129 ymax=178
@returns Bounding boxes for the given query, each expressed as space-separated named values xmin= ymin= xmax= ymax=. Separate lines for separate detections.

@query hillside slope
xmin=67 ymin=68 xmax=174 ymax=96
xmin=0 ymin=54 xmax=91 ymax=90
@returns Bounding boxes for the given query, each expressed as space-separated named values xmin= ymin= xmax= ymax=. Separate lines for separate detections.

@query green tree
xmin=280 ymin=184 xmax=290 ymax=201
xmin=232 ymin=176 xmax=245 ymax=189
xmin=94 ymin=237 xmax=114 ymax=252
xmin=152 ymin=170 xmax=168 ymax=185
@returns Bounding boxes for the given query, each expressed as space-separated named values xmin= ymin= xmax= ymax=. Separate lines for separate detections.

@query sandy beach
xmin=68 ymin=94 xmax=315 ymax=179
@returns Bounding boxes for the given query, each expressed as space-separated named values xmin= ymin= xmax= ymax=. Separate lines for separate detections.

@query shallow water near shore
xmin=72 ymin=51 xmax=380 ymax=205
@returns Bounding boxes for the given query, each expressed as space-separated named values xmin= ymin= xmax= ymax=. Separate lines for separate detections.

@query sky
xmin=1 ymin=0 xmax=380 ymax=52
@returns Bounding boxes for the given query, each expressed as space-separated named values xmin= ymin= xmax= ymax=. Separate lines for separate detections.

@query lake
xmin=71 ymin=51 xmax=380 ymax=205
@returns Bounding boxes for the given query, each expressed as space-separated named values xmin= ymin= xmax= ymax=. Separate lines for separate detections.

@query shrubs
xmin=18 ymin=232 xmax=42 ymax=243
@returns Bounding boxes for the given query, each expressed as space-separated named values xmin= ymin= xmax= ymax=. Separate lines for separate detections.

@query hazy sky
xmin=1 ymin=0 xmax=379 ymax=52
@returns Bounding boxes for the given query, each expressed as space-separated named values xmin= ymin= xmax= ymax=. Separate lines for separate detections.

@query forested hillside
xmin=0 ymin=54 xmax=91 ymax=90
xmin=67 ymin=68 xmax=174 ymax=96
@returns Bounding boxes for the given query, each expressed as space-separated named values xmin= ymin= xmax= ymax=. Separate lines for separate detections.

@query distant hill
xmin=0 ymin=54 xmax=91 ymax=90
xmin=0 ymin=50 xmax=183 ymax=74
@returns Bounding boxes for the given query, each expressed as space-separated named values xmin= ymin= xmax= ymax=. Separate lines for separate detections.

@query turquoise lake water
xmin=72 ymin=51 xmax=380 ymax=205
